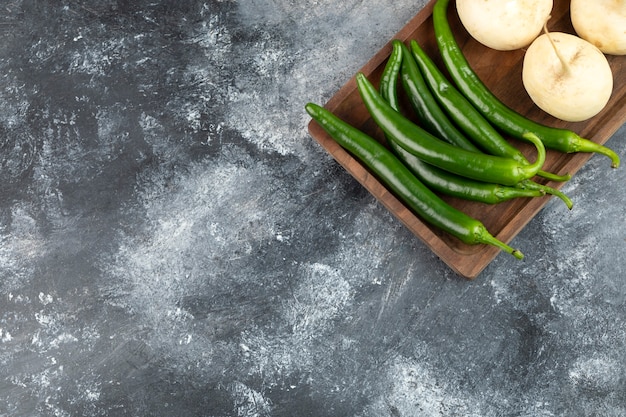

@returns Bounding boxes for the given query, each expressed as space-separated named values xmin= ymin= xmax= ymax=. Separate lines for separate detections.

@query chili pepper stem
xmin=477 ymin=229 xmax=524 ymax=260
xmin=519 ymin=132 xmax=547 ymax=177
xmin=538 ymin=170 xmax=571 ymax=182
xmin=544 ymin=187 xmax=574 ymax=210
xmin=571 ymin=133 xmax=621 ymax=168
xmin=519 ymin=180 xmax=574 ymax=209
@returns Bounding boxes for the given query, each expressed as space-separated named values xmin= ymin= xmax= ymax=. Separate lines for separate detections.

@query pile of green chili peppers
xmin=305 ymin=0 xmax=620 ymax=260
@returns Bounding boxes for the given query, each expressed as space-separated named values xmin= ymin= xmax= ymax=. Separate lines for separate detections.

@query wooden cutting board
xmin=307 ymin=0 xmax=626 ymax=279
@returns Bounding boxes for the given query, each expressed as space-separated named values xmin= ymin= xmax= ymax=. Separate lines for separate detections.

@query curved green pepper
xmin=306 ymin=102 xmax=524 ymax=259
xmin=409 ymin=39 xmax=571 ymax=183
xmin=407 ymin=39 xmax=573 ymax=208
xmin=395 ymin=40 xmax=479 ymax=153
xmin=432 ymin=0 xmax=620 ymax=168
xmin=380 ymin=40 xmax=544 ymax=204
xmin=357 ymin=72 xmax=546 ymax=186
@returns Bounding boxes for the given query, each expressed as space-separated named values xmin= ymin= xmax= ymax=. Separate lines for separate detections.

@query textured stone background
xmin=1 ymin=1 xmax=625 ymax=416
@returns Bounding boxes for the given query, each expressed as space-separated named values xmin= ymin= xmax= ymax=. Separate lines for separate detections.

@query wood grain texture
xmin=308 ymin=0 xmax=626 ymax=279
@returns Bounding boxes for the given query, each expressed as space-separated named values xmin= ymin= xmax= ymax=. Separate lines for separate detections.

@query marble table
xmin=1 ymin=1 xmax=625 ymax=416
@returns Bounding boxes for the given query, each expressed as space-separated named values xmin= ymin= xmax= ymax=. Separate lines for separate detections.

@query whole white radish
xmin=522 ymin=30 xmax=613 ymax=122
xmin=570 ymin=0 xmax=626 ymax=55
xmin=456 ymin=0 xmax=553 ymax=51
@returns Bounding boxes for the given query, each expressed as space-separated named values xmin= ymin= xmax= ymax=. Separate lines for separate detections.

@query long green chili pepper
xmin=408 ymin=39 xmax=573 ymax=209
xmin=380 ymin=40 xmax=544 ymax=204
xmin=433 ymin=0 xmax=620 ymax=168
xmin=379 ymin=40 xmax=403 ymax=113
xmin=357 ymin=72 xmax=546 ymax=186
xmin=391 ymin=144 xmax=544 ymax=203
xmin=409 ymin=39 xmax=571 ymax=183
xmin=395 ymin=40 xmax=480 ymax=153
xmin=305 ymin=102 xmax=524 ymax=259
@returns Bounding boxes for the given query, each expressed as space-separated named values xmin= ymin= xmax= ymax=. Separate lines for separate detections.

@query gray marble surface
xmin=1 ymin=1 xmax=625 ymax=416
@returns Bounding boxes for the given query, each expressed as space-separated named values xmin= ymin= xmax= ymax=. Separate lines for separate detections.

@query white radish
xmin=456 ymin=0 xmax=553 ymax=51
xmin=522 ymin=28 xmax=613 ymax=122
xmin=570 ymin=0 xmax=626 ymax=56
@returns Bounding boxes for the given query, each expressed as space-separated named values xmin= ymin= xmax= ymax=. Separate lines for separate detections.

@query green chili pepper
xmin=395 ymin=40 xmax=480 ymax=153
xmin=407 ymin=39 xmax=573 ymax=209
xmin=305 ymin=102 xmax=524 ymax=259
xmin=357 ymin=72 xmax=546 ymax=186
xmin=379 ymin=40 xmax=404 ymax=114
xmin=433 ymin=0 xmax=620 ymax=168
xmin=379 ymin=42 xmax=545 ymax=204
xmin=391 ymin=143 xmax=545 ymax=204
xmin=409 ymin=39 xmax=571 ymax=183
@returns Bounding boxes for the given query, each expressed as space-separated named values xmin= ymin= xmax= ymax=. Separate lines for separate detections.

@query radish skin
xmin=522 ymin=32 xmax=613 ymax=122
xmin=456 ymin=0 xmax=553 ymax=51
xmin=570 ymin=0 xmax=626 ymax=56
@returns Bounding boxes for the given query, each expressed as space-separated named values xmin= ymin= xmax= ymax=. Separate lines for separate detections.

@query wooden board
xmin=307 ymin=0 xmax=626 ymax=279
